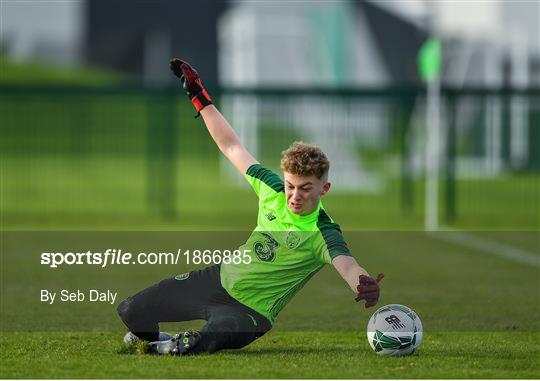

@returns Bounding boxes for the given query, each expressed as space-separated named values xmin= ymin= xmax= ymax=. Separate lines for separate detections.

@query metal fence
xmin=1 ymin=85 xmax=538 ymax=229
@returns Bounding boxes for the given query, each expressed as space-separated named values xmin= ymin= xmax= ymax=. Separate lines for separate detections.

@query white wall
xmin=218 ymin=0 xmax=390 ymax=87
xmin=432 ymin=0 xmax=539 ymax=54
xmin=1 ymin=0 xmax=84 ymax=65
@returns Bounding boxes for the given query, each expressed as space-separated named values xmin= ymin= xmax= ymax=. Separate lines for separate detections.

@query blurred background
xmin=1 ymin=0 xmax=539 ymax=231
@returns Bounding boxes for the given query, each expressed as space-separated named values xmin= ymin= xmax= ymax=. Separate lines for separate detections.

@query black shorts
xmin=117 ymin=265 xmax=272 ymax=353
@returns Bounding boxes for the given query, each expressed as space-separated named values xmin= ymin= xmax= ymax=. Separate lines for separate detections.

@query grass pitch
xmin=1 ymin=332 xmax=539 ymax=378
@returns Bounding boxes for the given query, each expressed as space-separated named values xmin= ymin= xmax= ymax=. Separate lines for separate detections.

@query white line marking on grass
xmin=430 ymin=230 xmax=540 ymax=268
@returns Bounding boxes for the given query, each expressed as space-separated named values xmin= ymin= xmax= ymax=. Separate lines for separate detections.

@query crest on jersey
xmin=285 ymin=231 xmax=301 ymax=249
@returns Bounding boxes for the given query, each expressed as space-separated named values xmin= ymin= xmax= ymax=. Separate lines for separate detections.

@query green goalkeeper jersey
xmin=220 ymin=164 xmax=351 ymax=324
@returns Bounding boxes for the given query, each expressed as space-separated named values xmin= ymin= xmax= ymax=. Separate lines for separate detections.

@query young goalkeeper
xmin=117 ymin=58 xmax=384 ymax=355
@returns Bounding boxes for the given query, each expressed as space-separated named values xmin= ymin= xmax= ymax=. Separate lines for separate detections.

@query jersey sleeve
xmin=245 ymin=164 xmax=284 ymax=199
xmin=313 ymin=209 xmax=352 ymax=264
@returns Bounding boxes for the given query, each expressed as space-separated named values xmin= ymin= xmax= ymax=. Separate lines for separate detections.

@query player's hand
xmin=355 ymin=273 xmax=384 ymax=308
xmin=169 ymin=58 xmax=212 ymax=114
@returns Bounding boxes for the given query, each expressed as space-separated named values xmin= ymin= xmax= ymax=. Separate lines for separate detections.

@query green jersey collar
xmin=284 ymin=200 xmax=323 ymax=226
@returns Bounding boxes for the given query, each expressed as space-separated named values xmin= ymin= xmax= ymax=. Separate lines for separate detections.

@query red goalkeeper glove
xmin=169 ymin=58 xmax=212 ymax=116
xmin=355 ymin=273 xmax=384 ymax=308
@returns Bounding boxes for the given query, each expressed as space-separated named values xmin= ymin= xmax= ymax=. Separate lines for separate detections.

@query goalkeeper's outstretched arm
xmin=200 ymin=106 xmax=258 ymax=174
xmin=170 ymin=58 xmax=258 ymax=175
xmin=333 ymin=255 xmax=384 ymax=309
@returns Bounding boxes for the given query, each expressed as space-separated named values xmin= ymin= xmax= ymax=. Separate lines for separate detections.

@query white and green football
xmin=366 ymin=304 xmax=423 ymax=356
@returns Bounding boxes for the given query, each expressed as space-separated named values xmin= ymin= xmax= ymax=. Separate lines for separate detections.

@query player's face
xmin=283 ymin=172 xmax=331 ymax=215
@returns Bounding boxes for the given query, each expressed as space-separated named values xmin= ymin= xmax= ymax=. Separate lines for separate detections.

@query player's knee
xmin=117 ymin=297 xmax=139 ymax=324
xmin=201 ymin=314 xmax=268 ymax=353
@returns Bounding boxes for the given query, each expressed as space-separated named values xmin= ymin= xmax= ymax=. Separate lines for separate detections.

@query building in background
xmin=2 ymin=0 xmax=538 ymax=88
xmin=218 ymin=0 xmax=430 ymax=88
xmin=84 ymin=0 xmax=227 ymax=84
xmin=0 ymin=0 xmax=227 ymax=84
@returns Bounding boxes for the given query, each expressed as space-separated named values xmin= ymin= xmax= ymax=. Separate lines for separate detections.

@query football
xmin=366 ymin=304 xmax=423 ymax=356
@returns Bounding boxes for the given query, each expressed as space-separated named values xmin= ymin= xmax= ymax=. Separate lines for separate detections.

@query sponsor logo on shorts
xmin=175 ymin=273 xmax=190 ymax=281
xmin=247 ymin=314 xmax=258 ymax=327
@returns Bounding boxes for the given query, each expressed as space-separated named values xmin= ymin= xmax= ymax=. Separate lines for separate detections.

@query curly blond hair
xmin=280 ymin=141 xmax=329 ymax=179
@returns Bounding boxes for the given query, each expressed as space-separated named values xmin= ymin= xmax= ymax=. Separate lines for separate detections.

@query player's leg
xmin=144 ymin=264 xmax=272 ymax=355
xmin=191 ymin=304 xmax=272 ymax=354
xmin=117 ymin=268 xmax=215 ymax=342
xmin=148 ymin=306 xmax=271 ymax=355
